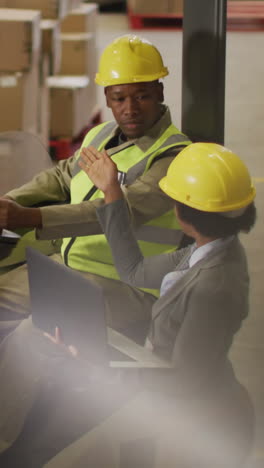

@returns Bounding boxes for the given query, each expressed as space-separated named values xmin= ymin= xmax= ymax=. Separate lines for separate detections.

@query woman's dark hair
xmin=175 ymin=201 xmax=257 ymax=237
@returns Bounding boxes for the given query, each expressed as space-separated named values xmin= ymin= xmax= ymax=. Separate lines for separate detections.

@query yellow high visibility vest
xmin=61 ymin=121 xmax=191 ymax=296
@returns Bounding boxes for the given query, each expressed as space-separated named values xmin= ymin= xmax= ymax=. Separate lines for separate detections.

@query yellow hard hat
xmin=159 ymin=143 xmax=256 ymax=213
xmin=95 ymin=35 xmax=169 ymax=87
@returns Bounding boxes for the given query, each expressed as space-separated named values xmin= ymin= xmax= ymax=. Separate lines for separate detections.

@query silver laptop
xmin=27 ymin=247 xmax=136 ymax=365
xmin=26 ymin=248 xmax=172 ymax=369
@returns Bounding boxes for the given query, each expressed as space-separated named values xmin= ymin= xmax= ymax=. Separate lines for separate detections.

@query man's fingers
xmin=79 ymin=159 xmax=91 ymax=172
xmin=81 ymin=145 xmax=103 ymax=162
xmin=102 ymin=149 xmax=110 ymax=158
xmin=80 ymin=146 xmax=109 ymax=171
xmin=87 ymin=145 xmax=104 ymax=158
xmin=81 ymin=148 xmax=96 ymax=164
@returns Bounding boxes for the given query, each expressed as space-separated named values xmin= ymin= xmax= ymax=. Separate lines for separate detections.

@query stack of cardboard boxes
xmin=0 ymin=9 xmax=42 ymax=139
xmin=0 ymin=0 xmax=70 ymax=19
xmin=49 ymin=2 xmax=98 ymax=139
xmin=0 ymin=1 xmax=99 ymax=149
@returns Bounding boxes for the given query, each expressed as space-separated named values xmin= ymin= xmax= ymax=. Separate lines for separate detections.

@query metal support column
xmin=181 ymin=0 xmax=227 ymax=144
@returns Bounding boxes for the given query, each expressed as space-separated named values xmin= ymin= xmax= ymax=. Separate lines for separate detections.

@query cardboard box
xmin=169 ymin=0 xmax=183 ymax=15
xmin=128 ymin=0 xmax=170 ymax=14
xmin=61 ymin=3 xmax=98 ymax=35
xmin=0 ymin=63 xmax=39 ymax=133
xmin=48 ymin=75 xmax=96 ymax=138
xmin=0 ymin=9 xmax=41 ymax=72
xmin=68 ymin=0 xmax=82 ymax=9
xmin=59 ymin=33 xmax=97 ymax=77
xmin=41 ymin=20 xmax=61 ymax=75
xmin=0 ymin=0 xmax=69 ymax=20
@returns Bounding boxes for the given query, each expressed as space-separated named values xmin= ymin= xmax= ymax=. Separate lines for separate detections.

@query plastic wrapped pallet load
xmin=0 ymin=0 xmax=69 ymax=20
xmin=169 ymin=0 xmax=183 ymax=14
xmin=59 ymin=32 xmax=96 ymax=77
xmin=128 ymin=0 xmax=170 ymax=14
xmin=41 ymin=20 xmax=62 ymax=75
xmin=0 ymin=8 xmax=41 ymax=72
xmin=61 ymin=2 xmax=98 ymax=34
xmin=48 ymin=75 xmax=95 ymax=138
xmin=0 ymin=66 xmax=39 ymax=133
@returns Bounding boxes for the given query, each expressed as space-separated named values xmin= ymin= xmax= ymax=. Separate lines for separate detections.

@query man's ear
xmin=157 ymin=82 xmax=164 ymax=103
xmin=104 ymin=87 xmax=111 ymax=108
xmin=174 ymin=202 xmax=180 ymax=219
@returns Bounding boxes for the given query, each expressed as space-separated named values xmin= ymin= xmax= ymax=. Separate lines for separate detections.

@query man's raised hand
xmin=79 ymin=146 xmax=123 ymax=203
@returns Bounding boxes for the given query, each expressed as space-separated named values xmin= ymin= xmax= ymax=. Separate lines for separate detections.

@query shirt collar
xmin=189 ymin=236 xmax=235 ymax=268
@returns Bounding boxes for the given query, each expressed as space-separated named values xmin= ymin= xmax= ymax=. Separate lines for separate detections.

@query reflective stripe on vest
xmin=125 ymin=133 xmax=188 ymax=185
xmin=72 ymin=122 xmax=117 ymax=178
xmin=61 ymin=122 xmax=191 ymax=297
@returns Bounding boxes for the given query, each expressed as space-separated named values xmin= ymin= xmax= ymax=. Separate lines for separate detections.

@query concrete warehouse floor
xmin=96 ymin=12 xmax=264 ymax=468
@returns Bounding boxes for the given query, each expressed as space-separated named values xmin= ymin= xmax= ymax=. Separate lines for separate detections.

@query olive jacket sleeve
xmin=6 ymin=151 xmax=78 ymax=206
xmin=6 ymin=153 xmax=176 ymax=240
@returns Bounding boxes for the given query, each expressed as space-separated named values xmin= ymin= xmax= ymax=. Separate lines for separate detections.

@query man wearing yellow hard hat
xmin=0 ymin=35 xmax=192 ymax=462
xmin=40 ymin=142 xmax=256 ymax=468
xmin=0 ymin=35 xmax=191 ymax=340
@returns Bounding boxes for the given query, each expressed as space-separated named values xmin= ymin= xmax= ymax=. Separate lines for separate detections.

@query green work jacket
xmin=61 ymin=120 xmax=191 ymax=296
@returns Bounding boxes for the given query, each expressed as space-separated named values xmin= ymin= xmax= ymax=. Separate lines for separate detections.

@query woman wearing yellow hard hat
xmin=73 ymin=142 xmax=256 ymax=468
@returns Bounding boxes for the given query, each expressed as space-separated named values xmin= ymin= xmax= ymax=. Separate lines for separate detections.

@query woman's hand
xmin=44 ymin=326 xmax=78 ymax=358
xmin=79 ymin=146 xmax=123 ymax=203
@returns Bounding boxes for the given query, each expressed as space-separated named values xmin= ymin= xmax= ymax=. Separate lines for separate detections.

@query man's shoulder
xmin=82 ymin=121 xmax=116 ymax=144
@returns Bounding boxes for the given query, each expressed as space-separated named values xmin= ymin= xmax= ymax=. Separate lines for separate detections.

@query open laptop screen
xmin=26 ymin=249 xmax=172 ymax=369
xmin=27 ymin=248 xmax=110 ymax=365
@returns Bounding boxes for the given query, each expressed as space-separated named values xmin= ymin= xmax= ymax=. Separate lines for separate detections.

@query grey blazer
xmin=97 ymin=199 xmax=249 ymax=397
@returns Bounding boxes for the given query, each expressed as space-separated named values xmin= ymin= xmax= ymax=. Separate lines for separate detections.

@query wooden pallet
xmin=49 ymin=108 xmax=102 ymax=161
xmin=227 ymin=1 xmax=264 ymax=31
xmin=128 ymin=2 xmax=264 ymax=31
xmin=128 ymin=10 xmax=183 ymax=30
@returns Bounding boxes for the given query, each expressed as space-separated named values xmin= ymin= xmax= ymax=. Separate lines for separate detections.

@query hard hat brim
xmin=95 ymin=69 xmax=169 ymax=87
xmin=159 ymin=176 xmax=256 ymax=213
